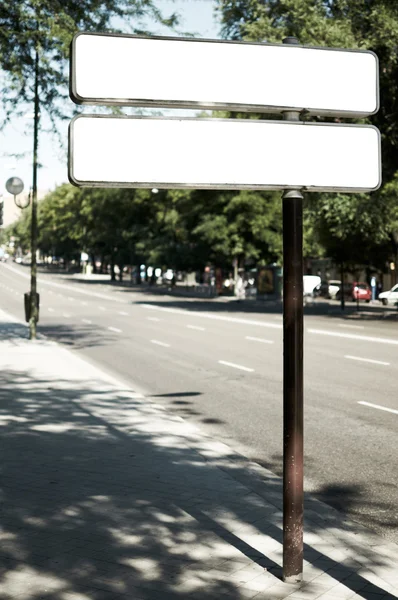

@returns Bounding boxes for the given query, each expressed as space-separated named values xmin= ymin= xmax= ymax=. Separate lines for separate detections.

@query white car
xmin=378 ymin=284 xmax=398 ymax=306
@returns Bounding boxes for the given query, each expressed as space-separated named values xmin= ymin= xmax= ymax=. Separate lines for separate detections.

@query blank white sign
xmin=70 ymin=33 xmax=378 ymax=117
xmin=68 ymin=116 xmax=381 ymax=192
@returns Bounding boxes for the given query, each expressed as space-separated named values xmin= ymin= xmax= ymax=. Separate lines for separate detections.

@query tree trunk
xmin=340 ymin=263 xmax=345 ymax=311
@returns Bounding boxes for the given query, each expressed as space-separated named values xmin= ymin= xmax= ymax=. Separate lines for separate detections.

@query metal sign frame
xmin=68 ymin=114 xmax=381 ymax=193
xmin=70 ymin=32 xmax=379 ymax=118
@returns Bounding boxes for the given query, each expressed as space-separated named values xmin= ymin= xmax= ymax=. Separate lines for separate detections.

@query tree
xmin=216 ymin=0 xmax=398 ymax=273
xmin=0 ymin=0 xmax=177 ymax=337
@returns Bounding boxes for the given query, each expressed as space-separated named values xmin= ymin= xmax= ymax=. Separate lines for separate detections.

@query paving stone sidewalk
xmin=0 ymin=313 xmax=397 ymax=600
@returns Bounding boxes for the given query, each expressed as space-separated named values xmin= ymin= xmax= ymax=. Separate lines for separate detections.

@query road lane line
xmin=119 ymin=311 xmax=129 ymax=316
xmin=218 ymin=360 xmax=254 ymax=373
xmin=82 ymin=319 xmax=92 ymax=324
xmin=307 ymin=328 xmax=398 ymax=346
xmin=151 ymin=339 xmax=170 ymax=347
xmin=99 ymin=306 xmax=106 ymax=311
xmin=338 ymin=323 xmax=365 ymax=330
xmin=358 ymin=401 xmax=398 ymax=415
xmin=246 ymin=336 xmax=274 ymax=344
xmin=48 ymin=308 xmax=55 ymax=312
xmin=81 ymin=301 xmax=88 ymax=306
xmin=142 ymin=304 xmax=282 ymax=329
xmin=1 ymin=263 xmax=125 ymax=303
xmin=108 ymin=326 xmax=122 ymax=333
xmin=67 ymin=296 xmax=75 ymax=301
xmin=147 ymin=317 xmax=160 ymax=322
xmin=187 ymin=325 xmax=205 ymax=331
xmin=345 ymin=355 xmax=390 ymax=366
xmin=63 ymin=313 xmax=71 ymax=318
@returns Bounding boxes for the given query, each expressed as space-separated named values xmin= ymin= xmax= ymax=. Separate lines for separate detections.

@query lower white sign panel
xmin=69 ymin=116 xmax=381 ymax=192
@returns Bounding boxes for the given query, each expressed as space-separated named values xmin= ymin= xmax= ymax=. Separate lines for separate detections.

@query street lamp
xmin=5 ymin=177 xmax=39 ymax=328
xmin=5 ymin=177 xmax=28 ymax=208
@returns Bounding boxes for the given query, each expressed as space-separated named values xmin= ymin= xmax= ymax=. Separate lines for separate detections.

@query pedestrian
xmin=235 ymin=271 xmax=246 ymax=301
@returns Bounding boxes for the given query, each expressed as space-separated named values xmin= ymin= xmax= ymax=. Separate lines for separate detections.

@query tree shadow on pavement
xmin=0 ymin=369 xmax=397 ymax=599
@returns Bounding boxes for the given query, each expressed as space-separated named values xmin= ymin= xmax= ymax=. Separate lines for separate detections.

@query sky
xmin=0 ymin=0 xmax=222 ymax=224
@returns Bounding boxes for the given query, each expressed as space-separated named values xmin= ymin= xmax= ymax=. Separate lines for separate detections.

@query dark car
xmin=336 ymin=281 xmax=371 ymax=302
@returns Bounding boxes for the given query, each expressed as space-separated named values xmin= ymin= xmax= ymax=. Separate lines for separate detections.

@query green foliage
xmin=6 ymin=183 xmax=286 ymax=273
xmin=0 ymin=0 xmax=178 ymax=125
xmin=216 ymin=0 xmax=398 ymax=271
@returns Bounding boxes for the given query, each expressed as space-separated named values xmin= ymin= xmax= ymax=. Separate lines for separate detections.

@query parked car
xmin=378 ymin=283 xmax=398 ymax=306
xmin=303 ymin=275 xmax=321 ymax=298
xmin=336 ymin=282 xmax=371 ymax=302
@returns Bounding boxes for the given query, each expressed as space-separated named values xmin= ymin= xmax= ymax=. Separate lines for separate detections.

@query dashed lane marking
xmin=218 ymin=360 xmax=254 ymax=373
xmin=108 ymin=326 xmax=122 ymax=333
xmin=358 ymin=401 xmax=398 ymax=415
xmin=344 ymin=355 xmax=390 ymax=366
xmin=245 ymin=336 xmax=274 ymax=344
xmin=151 ymin=339 xmax=170 ymax=347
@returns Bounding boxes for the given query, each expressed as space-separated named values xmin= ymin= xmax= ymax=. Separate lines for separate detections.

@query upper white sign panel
xmin=70 ymin=33 xmax=378 ymax=117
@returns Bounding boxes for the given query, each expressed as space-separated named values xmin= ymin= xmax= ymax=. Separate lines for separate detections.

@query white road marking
xmin=147 ymin=317 xmax=160 ymax=322
xmin=338 ymin=323 xmax=365 ymax=330
xmin=143 ymin=304 xmax=282 ymax=330
xmin=307 ymin=328 xmax=398 ymax=346
xmin=82 ymin=319 xmax=92 ymax=324
xmin=151 ymin=339 xmax=170 ymax=347
xmin=47 ymin=308 xmax=55 ymax=312
xmin=187 ymin=325 xmax=205 ymax=331
xmin=246 ymin=336 xmax=274 ymax=344
xmin=99 ymin=306 xmax=106 ymax=311
xmin=67 ymin=296 xmax=75 ymax=301
xmin=81 ymin=301 xmax=88 ymax=306
xmin=358 ymin=401 xmax=398 ymax=415
xmin=108 ymin=326 xmax=122 ymax=333
xmin=218 ymin=360 xmax=254 ymax=373
xmin=1 ymin=262 xmax=125 ymax=303
xmin=345 ymin=355 xmax=390 ymax=366
xmin=119 ymin=311 xmax=129 ymax=316
xmin=63 ymin=313 xmax=71 ymax=318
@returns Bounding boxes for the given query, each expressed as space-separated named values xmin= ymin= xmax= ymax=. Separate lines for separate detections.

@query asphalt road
xmin=1 ymin=262 xmax=398 ymax=543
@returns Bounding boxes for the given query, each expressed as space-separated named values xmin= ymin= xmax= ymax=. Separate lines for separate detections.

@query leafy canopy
xmin=0 ymin=0 xmax=177 ymax=124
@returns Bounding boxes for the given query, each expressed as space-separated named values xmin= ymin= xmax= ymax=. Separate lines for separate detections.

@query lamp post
xmin=6 ymin=177 xmax=38 ymax=333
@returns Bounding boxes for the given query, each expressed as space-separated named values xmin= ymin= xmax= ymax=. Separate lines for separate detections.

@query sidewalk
xmin=0 ymin=311 xmax=397 ymax=600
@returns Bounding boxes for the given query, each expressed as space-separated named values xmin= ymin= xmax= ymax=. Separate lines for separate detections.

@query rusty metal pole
xmin=29 ymin=29 xmax=40 ymax=340
xmin=282 ymin=35 xmax=304 ymax=583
